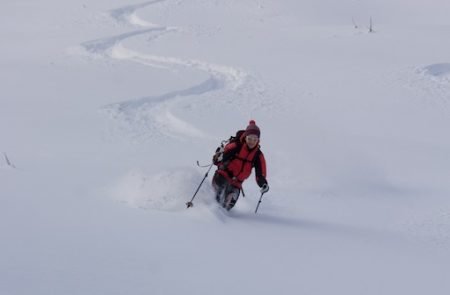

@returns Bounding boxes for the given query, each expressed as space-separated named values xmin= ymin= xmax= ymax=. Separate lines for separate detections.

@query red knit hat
xmin=244 ymin=120 xmax=260 ymax=138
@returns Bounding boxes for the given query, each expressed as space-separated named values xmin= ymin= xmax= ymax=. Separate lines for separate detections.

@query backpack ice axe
xmin=186 ymin=163 xmax=214 ymax=208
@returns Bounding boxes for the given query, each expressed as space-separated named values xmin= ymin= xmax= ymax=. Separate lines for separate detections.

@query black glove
xmin=260 ymin=183 xmax=269 ymax=194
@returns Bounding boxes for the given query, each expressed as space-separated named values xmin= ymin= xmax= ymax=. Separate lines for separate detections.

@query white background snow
xmin=2 ymin=0 xmax=450 ymax=294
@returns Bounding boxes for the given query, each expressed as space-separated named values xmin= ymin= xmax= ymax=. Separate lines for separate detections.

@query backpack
xmin=213 ymin=130 xmax=245 ymax=165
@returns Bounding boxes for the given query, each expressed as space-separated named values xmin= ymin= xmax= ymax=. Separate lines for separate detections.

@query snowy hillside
xmin=2 ymin=0 xmax=450 ymax=294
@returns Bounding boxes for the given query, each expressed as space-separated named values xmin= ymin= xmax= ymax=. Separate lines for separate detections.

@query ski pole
xmin=254 ymin=192 xmax=266 ymax=214
xmin=186 ymin=163 xmax=214 ymax=208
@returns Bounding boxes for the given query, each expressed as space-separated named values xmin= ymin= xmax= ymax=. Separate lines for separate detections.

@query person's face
xmin=245 ymin=134 xmax=259 ymax=149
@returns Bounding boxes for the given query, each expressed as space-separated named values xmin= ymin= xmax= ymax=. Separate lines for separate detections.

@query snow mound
xmin=397 ymin=64 xmax=450 ymax=111
xmin=110 ymin=168 xmax=214 ymax=211
xmin=420 ymin=63 xmax=450 ymax=85
xmin=423 ymin=63 xmax=450 ymax=78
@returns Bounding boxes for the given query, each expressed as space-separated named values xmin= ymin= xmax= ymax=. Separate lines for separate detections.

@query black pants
xmin=212 ymin=172 xmax=240 ymax=210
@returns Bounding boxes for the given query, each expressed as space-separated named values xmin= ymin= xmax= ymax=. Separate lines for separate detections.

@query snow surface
xmin=2 ymin=0 xmax=450 ymax=294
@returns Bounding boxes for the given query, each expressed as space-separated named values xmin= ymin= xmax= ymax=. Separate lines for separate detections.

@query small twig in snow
xmin=369 ymin=17 xmax=374 ymax=33
xmin=352 ymin=17 xmax=358 ymax=29
xmin=3 ymin=152 xmax=16 ymax=168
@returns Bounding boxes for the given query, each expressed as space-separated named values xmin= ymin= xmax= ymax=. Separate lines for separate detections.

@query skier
xmin=212 ymin=120 xmax=269 ymax=210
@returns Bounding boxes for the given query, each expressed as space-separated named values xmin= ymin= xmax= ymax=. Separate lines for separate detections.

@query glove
xmin=260 ymin=183 xmax=269 ymax=194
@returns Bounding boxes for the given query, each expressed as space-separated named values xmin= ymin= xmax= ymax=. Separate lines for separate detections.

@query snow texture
xmin=2 ymin=0 xmax=450 ymax=294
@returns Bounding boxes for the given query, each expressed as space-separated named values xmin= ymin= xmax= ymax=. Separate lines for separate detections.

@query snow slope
xmin=2 ymin=0 xmax=450 ymax=294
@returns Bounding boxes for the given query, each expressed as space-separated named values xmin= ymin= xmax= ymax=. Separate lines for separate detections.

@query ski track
xmin=109 ymin=0 xmax=164 ymax=27
xmin=80 ymin=0 xmax=264 ymax=141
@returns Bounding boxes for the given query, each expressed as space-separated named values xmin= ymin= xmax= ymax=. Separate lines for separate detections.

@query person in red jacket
xmin=212 ymin=120 xmax=269 ymax=210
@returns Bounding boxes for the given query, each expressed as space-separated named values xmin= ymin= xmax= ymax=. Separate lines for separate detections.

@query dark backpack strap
xmin=252 ymin=148 xmax=261 ymax=166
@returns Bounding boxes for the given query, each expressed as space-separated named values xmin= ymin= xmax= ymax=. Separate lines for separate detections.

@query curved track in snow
xmin=80 ymin=0 xmax=261 ymax=140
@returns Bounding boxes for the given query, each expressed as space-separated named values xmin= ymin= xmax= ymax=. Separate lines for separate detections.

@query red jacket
xmin=216 ymin=137 xmax=267 ymax=189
